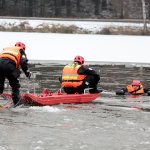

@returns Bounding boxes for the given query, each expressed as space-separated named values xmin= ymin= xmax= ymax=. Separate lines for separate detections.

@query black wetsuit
xmin=0 ymin=49 xmax=30 ymax=105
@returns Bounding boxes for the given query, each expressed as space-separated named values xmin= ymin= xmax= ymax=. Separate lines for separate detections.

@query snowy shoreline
xmin=0 ymin=18 xmax=150 ymax=63
xmin=0 ymin=18 xmax=150 ymax=34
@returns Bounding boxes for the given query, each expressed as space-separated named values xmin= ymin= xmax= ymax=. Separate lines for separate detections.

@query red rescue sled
xmin=21 ymin=88 xmax=100 ymax=106
xmin=2 ymin=88 xmax=100 ymax=106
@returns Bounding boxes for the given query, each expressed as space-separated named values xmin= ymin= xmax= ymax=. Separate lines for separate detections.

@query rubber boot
xmin=0 ymin=85 xmax=4 ymax=95
xmin=12 ymin=89 xmax=20 ymax=107
xmin=89 ymin=86 xmax=100 ymax=93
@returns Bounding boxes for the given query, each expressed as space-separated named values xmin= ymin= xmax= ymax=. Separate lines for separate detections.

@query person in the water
xmin=116 ymin=80 xmax=150 ymax=95
xmin=126 ymin=80 xmax=144 ymax=94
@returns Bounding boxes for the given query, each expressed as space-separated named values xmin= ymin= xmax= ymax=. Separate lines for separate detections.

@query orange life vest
xmin=126 ymin=84 xmax=144 ymax=95
xmin=0 ymin=46 xmax=21 ymax=68
xmin=61 ymin=64 xmax=86 ymax=88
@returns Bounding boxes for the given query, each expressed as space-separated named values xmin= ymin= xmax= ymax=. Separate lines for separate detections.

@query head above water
xmin=131 ymin=80 xmax=141 ymax=86
xmin=15 ymin=42 xmax=26 ymax=50
xmin=74 ymin=55 xmax=84 ymax=65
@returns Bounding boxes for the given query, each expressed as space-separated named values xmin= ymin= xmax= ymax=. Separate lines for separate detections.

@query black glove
xmin=25 ymin=71 xmax=32 ymax=79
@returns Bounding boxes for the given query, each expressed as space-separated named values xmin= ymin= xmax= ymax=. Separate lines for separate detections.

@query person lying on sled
xmin=116 ymin=80 xmax=150 ymax=95
xmin=59 ymin=55 xmax=100 ymax=94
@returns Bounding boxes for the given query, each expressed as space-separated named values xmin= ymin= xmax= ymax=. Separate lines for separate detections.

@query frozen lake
xmin=0 ymin=32 xmax=150 ymax=63
xmin=0 ymin=62 xmax=150 ymax=150
xmin=0 ymin=29 xmax=150 ymax=150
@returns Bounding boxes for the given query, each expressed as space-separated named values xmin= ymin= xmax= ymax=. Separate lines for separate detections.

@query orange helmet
xmin=15 ymin=42 xmax=26 ymax=50
xmin=74 ymin=55 xmax=84 ymax=64
xmin=132 ymin=80 xmax=141 ymax=86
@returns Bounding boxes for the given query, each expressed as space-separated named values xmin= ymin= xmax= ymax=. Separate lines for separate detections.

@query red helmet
xmin=74 ymin=55 xmax=84 ymax=64
xmin=132 ymin=80 xmax=141 ymax=86
xmin=15 ymin=42 xmax=26 ymax=50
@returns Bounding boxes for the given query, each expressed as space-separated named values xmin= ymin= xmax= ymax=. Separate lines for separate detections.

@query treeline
xmin=0 ymin=0 xmax=150 ymax=19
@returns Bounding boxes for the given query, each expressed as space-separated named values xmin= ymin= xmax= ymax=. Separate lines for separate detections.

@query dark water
xmin=27 ymin=60 xmax=150 ymax=93
xmin=0 ymin=61 xmax=150 ymax=150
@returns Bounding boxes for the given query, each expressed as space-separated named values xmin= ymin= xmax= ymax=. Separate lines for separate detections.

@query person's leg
xmin=4 ymin=62 xmax=21 ymax=105
xmin=0 ymin=63 xmax=5 ymax=94
xmin=84 ymin=75 xmax=100 ymax=93
xmin=7 ymin=74 xmax=20 ymax=105
xmin=76 ymin=83 xmax=88 ymax=94
xmin=0 ymin=74 xmax=5 ymax=94
xmin=63 ymin=87 xmax=76 ymax=94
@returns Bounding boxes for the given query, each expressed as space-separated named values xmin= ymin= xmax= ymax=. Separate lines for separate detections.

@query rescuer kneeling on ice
xmin=59 ymin=55 xmax=101 ymax=94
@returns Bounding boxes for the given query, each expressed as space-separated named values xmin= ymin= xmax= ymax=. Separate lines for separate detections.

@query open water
xmin=0 ymin=61 xmax=150 ymax=150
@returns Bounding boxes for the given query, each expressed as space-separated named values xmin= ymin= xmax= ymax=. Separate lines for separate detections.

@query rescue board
xmin=2 ymin=88 xmax=101 ymax=106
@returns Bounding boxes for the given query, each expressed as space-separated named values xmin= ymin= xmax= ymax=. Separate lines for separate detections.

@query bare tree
xmin=94 ymin=0 xmax=100 ymax=15
xmin=141 ymin=0 xmax=147 ymax=33
xmin=0 ymin=0 xmax=5 ymax=9
xmin=66 ymin=0 xmax=71 ymax=17
xmin=28 ymin=0 xmax=33 ymax=17
xmin=40 ymin=0 xmax=45 ymax=17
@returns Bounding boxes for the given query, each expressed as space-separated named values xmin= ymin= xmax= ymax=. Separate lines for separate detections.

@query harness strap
xmin=62 ymin=80 xmax=83 ymax=82
xmin=130 ymin=86 xmax=141 ymax=94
